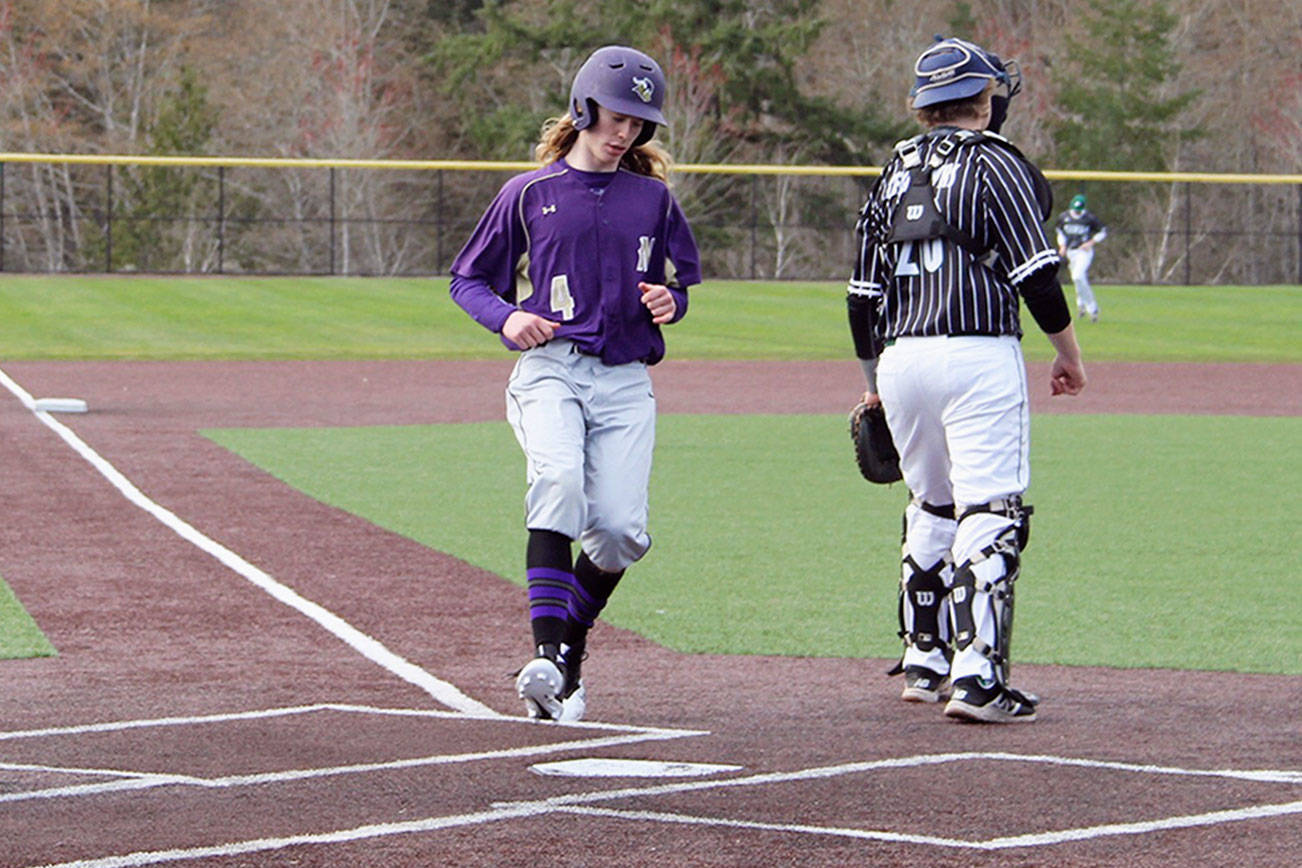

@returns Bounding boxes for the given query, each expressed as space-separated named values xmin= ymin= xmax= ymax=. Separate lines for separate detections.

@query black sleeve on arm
xmin=1019 ymin=265 xmax=1072 ymax=334
xmin=847 ymin=291 xmax=883 ymax=360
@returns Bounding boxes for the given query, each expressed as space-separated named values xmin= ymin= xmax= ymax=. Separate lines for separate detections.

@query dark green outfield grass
xmin=0 ymin=275 xmax=1296 ymax=362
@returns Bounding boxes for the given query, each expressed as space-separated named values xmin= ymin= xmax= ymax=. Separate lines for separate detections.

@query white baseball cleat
xmin=516 ymin=656 xmax=565 ymax=720
xmin=558 ymin=680 xmax=586 ymax=722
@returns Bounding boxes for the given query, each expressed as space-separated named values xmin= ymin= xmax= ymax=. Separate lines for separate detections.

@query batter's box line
xmin=28 ymin=752 xmax=1302 ymax=868
xmin=500 ymin=750 xmax=1302 ymax=851
xmin=497 ymin=751 xmax=1302 ymax=810
xmin=554 ymin=800 xmax=1302 ymax=851
xmin=0 ymin=703 xmax=708 ymax=806
xmin=0 ymin=701 xmax=706 ymax=742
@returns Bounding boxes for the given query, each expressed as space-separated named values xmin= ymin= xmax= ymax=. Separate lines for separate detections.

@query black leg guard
xmin=897 ymin=555 xmax=952 ymax=656
xmin=889 ymin=556 xmax=953 ymax=676
xmin=887 ymin=498 xmax=957 ymax=676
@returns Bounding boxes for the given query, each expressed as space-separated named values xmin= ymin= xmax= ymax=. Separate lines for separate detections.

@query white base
xmin=530 ymin=758 xmax=743 ymax=778
xmin=32 ymin=398 xmax=88 ymax=413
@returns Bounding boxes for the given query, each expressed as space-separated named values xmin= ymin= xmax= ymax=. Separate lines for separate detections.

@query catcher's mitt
xmin=849 ymin=402 xmax=902 ymax=484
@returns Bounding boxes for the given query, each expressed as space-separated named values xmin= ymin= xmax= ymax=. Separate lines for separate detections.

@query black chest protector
xmin=885 ymin=129 xmax=1052 ymax=263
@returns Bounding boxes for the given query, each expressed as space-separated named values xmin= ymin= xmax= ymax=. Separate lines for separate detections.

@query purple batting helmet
xmin=910 ymin=36 xmax=1021 ymax=110
xmin=569 ymin=45 xmax=667 ymax=146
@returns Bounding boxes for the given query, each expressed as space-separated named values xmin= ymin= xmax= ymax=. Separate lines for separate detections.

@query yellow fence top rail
xmin=0 ymin=152 xmax=1298 ymax=185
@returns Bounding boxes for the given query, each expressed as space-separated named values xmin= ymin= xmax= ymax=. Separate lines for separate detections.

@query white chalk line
xmin=0 ymin=702 xmax=693 ymax=743
xmin=0 ymin=367 xmax=497 ymax=717
xmin=24 ymin=749 xmax=1302 ymax=867
xmin=1 ymin=776 xmax=213 ymax=804
xmin=0 ymin=703 xmax=707 ymax=806
xmin=557 ymin=799 xmax=1302 ymax=850
xmin=0 ymin=760 xmax=209 ymax=805
xmin=488 ymin=751 xmax=1302 ymax=809
xmin=0 ymin=703 xmax=332 ymax=742
xmin=29 ymin=807 xmax=541 ymax=868
xmin=0 ymin=730 xmax=698 ymax=806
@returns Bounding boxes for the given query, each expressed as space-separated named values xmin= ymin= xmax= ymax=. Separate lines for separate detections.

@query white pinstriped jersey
xmin=849 ymin=129 xmax=1057 ymax=343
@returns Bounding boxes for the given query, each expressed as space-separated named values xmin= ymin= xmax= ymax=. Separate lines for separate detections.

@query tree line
xmin=0 ymin=0 xmax=1296 ymax=283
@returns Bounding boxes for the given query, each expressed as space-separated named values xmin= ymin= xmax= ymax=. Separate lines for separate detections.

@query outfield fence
xmin=0 ymin=153 xmax=1298 ymax=285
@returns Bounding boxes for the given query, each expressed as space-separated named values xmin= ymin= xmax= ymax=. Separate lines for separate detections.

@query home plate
xmin=530 ymin=758 xmax=742 ymax=778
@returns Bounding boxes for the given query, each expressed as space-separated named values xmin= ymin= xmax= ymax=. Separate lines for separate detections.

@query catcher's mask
xmin=569 ymin=45 xmax=667 ymax=147
xmin=910 ymin=36 xmax=1021 ymax=133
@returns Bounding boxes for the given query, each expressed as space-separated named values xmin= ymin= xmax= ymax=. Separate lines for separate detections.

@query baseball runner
xmin=1055 ymin=194 xmax=1107 ymax=322
xmin=449 ymin=45 xmax=701 ymax=722
xmin=847 ymin=36 xmax=1086 ymax=723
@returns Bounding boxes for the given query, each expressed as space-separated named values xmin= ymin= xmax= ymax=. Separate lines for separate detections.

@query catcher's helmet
xmin=569 ymin=45 xmax=667 ymax=146
xmin=1070 ymin=194 xmax=1087 ymax=210
xmin=910 ymin=36 xmax=1021 ymax=110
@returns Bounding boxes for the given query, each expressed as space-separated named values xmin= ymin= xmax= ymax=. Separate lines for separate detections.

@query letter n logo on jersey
xmin=637 ymin=235 xmax=655 ymax=272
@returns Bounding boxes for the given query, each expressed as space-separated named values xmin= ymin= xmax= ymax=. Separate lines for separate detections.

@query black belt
xmin=909 ymin=495 xmax=956 ymax=520
xmin=885 ymin=333 xmax=1008 ymax=345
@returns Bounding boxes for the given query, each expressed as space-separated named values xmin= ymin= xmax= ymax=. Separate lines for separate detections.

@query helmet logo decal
xmin=631 ymin=76 xmax=655 ymax=103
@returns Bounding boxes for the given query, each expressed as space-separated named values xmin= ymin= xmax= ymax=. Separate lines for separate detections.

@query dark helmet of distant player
xmin=910 ymin=36 xmax=1022 ymax=133
xmin=1070 ymin=194 xmax=1087 ymax=211
xmin=569 ymin=45 xmax=667 ymax=147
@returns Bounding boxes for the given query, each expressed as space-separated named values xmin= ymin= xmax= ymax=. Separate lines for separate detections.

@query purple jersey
xmin=450 ymin=159 xmax=701 ymax=366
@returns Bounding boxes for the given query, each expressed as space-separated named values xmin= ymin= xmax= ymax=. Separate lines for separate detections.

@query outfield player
xmin=847 ymin=36 xmax=1086 ymax=723
xmin=1055 ymin=194 xmax=1107 ymax=321
xmin=449 ymin=45 xmax=701 ymax=722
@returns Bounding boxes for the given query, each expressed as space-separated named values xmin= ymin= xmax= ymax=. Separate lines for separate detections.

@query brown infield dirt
xmin=0 ymin=358 xmax=1298 ymax=867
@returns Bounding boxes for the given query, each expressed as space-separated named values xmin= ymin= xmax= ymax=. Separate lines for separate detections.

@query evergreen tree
xmin=1051 ymin=0 xmax=1199 ymax=172
xmin=112 ymin=67 xmax=219 ymax=271
xmin=427 ymin=0 xmax=903 ymax=276
xmin=428 ymin=0 xmax=897 ymax=164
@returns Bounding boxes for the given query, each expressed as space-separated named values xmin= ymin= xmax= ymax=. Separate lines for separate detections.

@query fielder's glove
xmin=849 ymin=402 xmax=902 ymax=484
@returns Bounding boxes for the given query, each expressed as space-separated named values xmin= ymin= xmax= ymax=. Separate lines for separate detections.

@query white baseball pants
xmin=506 ymin=339 xmax=656 ymax=572
xmin=878 ymin=335 xmax=1030 ymax=683
xmin=1066 ymin=247 xmax=1097 ymax=316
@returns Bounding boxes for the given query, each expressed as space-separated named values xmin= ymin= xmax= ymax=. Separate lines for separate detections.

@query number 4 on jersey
xmin=549 ymin=274 xmax=575 ymax=320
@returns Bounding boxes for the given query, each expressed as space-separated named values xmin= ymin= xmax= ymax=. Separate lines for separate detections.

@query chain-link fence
xmin=0 ymin=155 xmax=1297 ymax=284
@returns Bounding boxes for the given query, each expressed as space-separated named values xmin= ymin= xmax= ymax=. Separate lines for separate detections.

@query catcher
xmin=845 ymin=35 xmax=1086 ymax=724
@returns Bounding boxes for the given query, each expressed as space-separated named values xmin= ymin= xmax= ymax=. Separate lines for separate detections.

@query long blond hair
xmin=535 ymin=113 xmax=673 ymax=183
